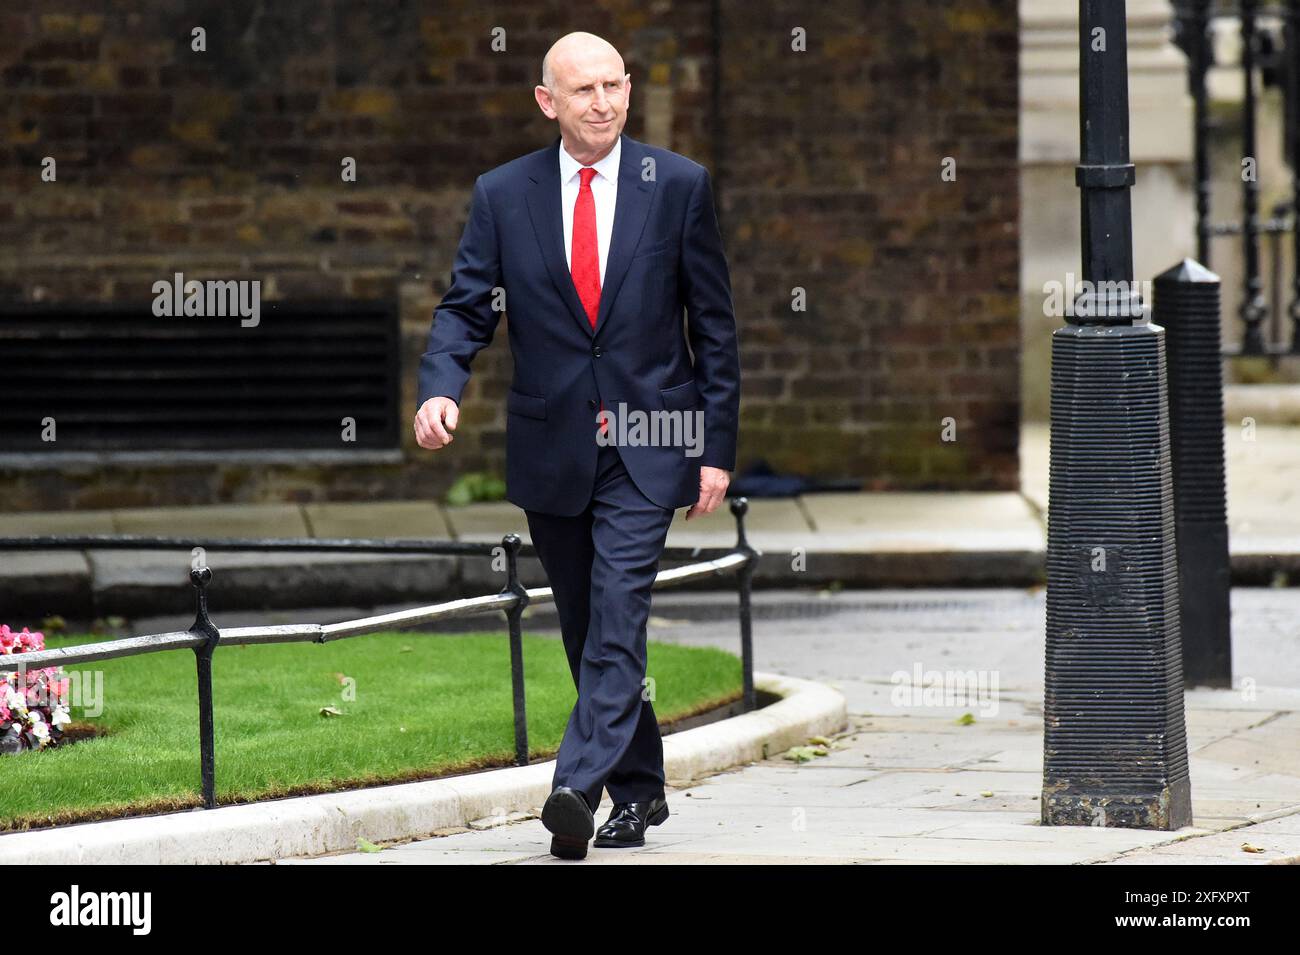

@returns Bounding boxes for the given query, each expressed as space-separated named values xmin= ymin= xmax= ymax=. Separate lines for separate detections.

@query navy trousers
xmin=525 ymin=438 xmax=676 ymax=811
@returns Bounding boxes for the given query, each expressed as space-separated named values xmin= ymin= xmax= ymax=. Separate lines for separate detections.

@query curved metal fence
xmin=0 ymin=498 xmax=759 ymax=810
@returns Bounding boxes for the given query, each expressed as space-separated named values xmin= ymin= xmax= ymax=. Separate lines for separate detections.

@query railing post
xmin=499 ymin=533 xmax=530 ymax=766
xmin=188 ymin=566 xmax=220 ymax=810
xmin=1174 ymin=0 xmax=1214 ymax=266
xmin=729 ymin=497 xmax=757 ymax=712
xmin=1289 ymin=0 xmax=1300 ymax=351
xmin=1240 ymin=0 xmax=1269 ymax=354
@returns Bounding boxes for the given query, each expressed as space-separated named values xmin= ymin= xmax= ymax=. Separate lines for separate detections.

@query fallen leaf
xmin=1241 ymin=843 xmax=1265 ymax=853
xmin=356 ymin=837 xmax=384 ymax=853
xmin=784 ymin=746 xmax=821 ymax=763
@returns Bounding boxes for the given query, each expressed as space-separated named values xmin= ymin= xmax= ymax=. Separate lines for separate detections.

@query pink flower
xmin=0 ymin=624 xmax=65 ymax=753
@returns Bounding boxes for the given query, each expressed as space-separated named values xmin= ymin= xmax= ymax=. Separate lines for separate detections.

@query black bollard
xmin=1156 ymin=260 xmax=1232 ymax=688
xmin=1041 ymin=0 xmax=1192 ymax=830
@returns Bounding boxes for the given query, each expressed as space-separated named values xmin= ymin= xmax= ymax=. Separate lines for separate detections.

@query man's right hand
xmin=414 ymin=396 xmax=460 ymax=450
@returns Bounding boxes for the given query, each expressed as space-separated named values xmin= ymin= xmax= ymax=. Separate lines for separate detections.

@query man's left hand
xmin=685 ymin=466 xmax=730 ymax=521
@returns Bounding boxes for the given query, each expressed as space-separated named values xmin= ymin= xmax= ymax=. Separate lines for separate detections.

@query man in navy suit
xmin=413 ymin=31 xmax=740 ymax=860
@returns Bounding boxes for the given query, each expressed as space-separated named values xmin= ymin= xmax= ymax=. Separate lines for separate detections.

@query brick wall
xmin=0 ymin=0 xmax=1019 ymax=510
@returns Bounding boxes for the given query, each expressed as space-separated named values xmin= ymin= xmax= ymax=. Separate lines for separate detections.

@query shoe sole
xmin=542 ymin=789 xmax=594 ymax=859
xmin=592 ymin=802 xmax=669 ymax=848
xmin=550 ymin=835 xmax=589 ymax=860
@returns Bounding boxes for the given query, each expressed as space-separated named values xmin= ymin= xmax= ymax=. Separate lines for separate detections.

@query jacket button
xmin=592 ymin=345 xmax=603 ymax=357
xmin=587 ymin=399 xmax=597 ymax=409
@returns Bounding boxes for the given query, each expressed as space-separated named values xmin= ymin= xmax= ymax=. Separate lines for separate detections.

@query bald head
xmin=541 ymin=31 xmax=624 ymax=90
xmin=535 ymin=31 xmax=630 ymax=165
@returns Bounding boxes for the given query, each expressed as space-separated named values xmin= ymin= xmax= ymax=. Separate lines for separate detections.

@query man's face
xmin=536 ymin=49 xmax=630 ymax=159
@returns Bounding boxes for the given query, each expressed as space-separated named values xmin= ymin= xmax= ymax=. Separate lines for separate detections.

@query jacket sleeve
xmin=416 ymin=175 xmax=503 ymax=407
xmin=679 ymin=166 xmax=741 ymax=471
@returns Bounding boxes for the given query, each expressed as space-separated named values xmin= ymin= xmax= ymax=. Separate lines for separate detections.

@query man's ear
xmin=535 ymin=85 xmax=558 ymax=119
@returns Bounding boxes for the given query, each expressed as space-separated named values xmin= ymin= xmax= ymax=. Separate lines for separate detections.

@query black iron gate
xmin=1174 ymin=0 xmax=1300 ymax=356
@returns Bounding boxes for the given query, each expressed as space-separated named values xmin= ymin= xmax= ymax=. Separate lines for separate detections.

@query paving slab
xmin=437 ymin=502 xmax=529 ymax=542
xmin=663 ymin=497 xmax=812 ymax=550
xmin=0 ymin=510 xmax=116 ymax=535
xmin=799 ymin=492 xmax=1044 ymax=552
xmin=112 ymin=503 xmax=309 ymax=538
xmin=301 ymin=501 xmax=453 ymax=540
xmin=1106 ymin=812 xmax=1300 ymax=864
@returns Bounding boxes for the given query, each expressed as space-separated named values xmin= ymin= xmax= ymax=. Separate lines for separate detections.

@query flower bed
xmin=1 ymin=626 xmax=71 ymax=755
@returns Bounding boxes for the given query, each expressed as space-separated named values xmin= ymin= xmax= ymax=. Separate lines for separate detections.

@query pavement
xmin=266 ymin=587 xmax=1300 ymax=865
xmin=4 ymin=422 xmax=1300 ymax=621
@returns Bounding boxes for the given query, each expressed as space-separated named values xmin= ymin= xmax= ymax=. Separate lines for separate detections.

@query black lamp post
xmin=1040 ymin=0 xmax=1193 ymax=830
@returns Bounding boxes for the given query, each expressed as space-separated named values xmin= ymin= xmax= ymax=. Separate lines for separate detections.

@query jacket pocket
xmin=507 ymin=388 xmax=547 ymax=420
xmin=659 ymin=378 xmax=702 ymax=411
xmin=633 ymin=238 xmax=677 ymax=260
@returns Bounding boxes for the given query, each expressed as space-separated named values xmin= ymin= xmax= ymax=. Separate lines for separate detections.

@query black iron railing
xmin=1174 ymin=0 xmax=1300 ymax=356
xmin=0 ymin=498 xmax=759 ymax=810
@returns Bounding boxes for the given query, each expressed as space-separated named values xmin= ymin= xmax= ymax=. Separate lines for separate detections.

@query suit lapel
xmin=594 ymin=135 xmax=655 ymax=337
xmin=524 ymin=133 xmax=657 ymax=340
xmin=526 ymin=138 xmax=592 ymax=338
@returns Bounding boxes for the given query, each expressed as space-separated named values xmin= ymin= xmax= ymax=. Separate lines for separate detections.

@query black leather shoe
xmin=593 ymin=796 xmax=669 ymax=848
xmin=541 ymin=786 xmax=595 ymax=860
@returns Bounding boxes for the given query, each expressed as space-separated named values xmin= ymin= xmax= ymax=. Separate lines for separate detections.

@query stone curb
xmin=19 ymin=546 xmax=1300 ymax=620
xmin=0 ymin=549 xmax=1056 ymax=620
xmin=0 ymin=671 xmax=846 ymax=865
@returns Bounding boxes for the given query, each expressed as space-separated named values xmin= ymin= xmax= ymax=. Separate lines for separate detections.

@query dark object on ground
xmin=727 ymin=459 xmax=862 ymax=498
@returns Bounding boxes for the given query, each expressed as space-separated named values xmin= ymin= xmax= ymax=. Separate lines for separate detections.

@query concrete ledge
xmin=0 ymin=671 xmax=846 ymax=865
xmin=1224 ymin=384 xmax=1300 ymax=426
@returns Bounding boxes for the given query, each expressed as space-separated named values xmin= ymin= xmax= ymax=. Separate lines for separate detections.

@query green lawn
xmin=0 ymin=630 xmax=741 ymax=831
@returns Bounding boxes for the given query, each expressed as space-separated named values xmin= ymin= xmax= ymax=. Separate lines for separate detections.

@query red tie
xmin=571 ymin=166 xmax=606 ymax=435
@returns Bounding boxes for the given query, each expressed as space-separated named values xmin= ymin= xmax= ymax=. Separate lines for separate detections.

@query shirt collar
xmin=559 ymin=134 xmax=621 ymax=186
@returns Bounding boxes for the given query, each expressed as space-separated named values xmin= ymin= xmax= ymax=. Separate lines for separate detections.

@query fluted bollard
xmin=1156 ymin=260 xmax=1232 ymax=687
xmin=1041 ymin=0 xmax=1192 ymax=830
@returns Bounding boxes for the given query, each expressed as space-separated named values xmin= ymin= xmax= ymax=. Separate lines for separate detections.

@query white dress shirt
xmin=559 ymin=135 xmax=620 ymax=286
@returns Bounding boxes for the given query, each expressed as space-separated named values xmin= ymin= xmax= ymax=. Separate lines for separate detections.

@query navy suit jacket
xmin=417 ymin=133 xmax=741 ymax=516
